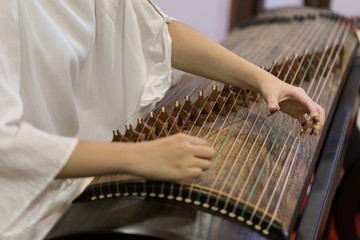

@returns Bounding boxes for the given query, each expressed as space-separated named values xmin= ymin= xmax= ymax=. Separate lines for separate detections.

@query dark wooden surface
xmin=304 ymin=0 xmax=330 ymax=8
xmin=229 ymin=0 xmax=264 ymax=31
xmin=47 ymin=196 xmax=273 ymax=240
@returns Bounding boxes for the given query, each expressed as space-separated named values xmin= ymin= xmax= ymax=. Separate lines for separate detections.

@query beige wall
xmin=153 ymin=0 xmax=359 ymax=43
xmin=153 ymin=0 xmax=232 ymax=42
xmin=264 ymin=0 xmax=302 ymax=9
xmin=331 ymin=0 xmax=360 ymax=16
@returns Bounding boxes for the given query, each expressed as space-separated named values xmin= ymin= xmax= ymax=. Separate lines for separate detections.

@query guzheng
xmin=47 ymin=7 xmax=359 ymax=240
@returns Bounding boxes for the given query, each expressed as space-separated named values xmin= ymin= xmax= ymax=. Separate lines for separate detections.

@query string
xmin=164 ymin=85 xmax=229 ymax=198
xmin=248 ymin=18 xmax=342 ymax=226
xmin=238 ymin=17 xmax=336 ymax=217
xmin=179 ymin=89 xmax=235 ymax=199
xmin=178 ymin=20 xmax=298 ymax=199
xmin=164 ymin=85 xmax=228 ymax=199
xmin=305 ymin=20 xmax=342 ymax=96
xmin=186 ymin=16 xmax=323 ymax=204
xmin=314 ymin=23 xmax=349 ymax=101
xmin=200 ymin=16 xmax=326 ymax=206
xmin=217 ymin=15 xmax=330 ymax=212
xmin=210 ymin=19 xmax=325 ymax=210
xmin=263 ymin=22 xmax=351 ymax=234
xmin=248 ymin=131 xmax=291 ymax=226
xmin=257 ymin=20 xmax=348 ymax=233
xmin=93 ymin=16 xmax=322 ymax=201
xmin=182 ymin=89 xmax=246 ymax=202
xmin=257 ymin=21 xmax=349 ymax=232
xmin=227 ymin=115 xmax=278 ymax=216
xmin=180 ymin=22 xmax=296 ymax=199
xmin=176 ymin=21 xmax=294 ymax=200
xmin=203 ymin=100 xmax=264 ymax=207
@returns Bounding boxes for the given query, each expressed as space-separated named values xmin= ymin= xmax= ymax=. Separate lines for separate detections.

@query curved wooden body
xmin=47 ymin=6 xmax=359 ymax=240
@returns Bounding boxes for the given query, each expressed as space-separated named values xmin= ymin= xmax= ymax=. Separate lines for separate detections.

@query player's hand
xmin=132 ymin=133 xmax=215 ymax=180
xmin=259 ymin=72 xmax=325 ymax=136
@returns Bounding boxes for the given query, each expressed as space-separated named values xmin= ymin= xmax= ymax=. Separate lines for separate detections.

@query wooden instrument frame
xmin=46 ymin=6 xmax=359 ymax=240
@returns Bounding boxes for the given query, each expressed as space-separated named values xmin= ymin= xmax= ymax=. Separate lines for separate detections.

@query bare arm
xmin=58 ymin=20 xmax=324 ymax=180
xmin=169 ymin=21 xmax=262 ymax=92
xmin=57 ymin=134 xmax=214 ymax=180
xmin=168 ymin=20 xmax=325 ymax=136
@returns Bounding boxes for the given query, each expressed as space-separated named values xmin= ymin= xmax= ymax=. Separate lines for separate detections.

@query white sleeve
xmin=146 ymin=0 xmax=176 ymax=24
xmin=0 ymin=1 xmax=78 ymax=233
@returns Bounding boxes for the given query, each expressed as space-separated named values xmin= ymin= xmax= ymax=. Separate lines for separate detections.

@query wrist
xmin=223 ymin=59 xmax=262 ymax=92
xmin=113 ymin=142 xmax=142 ymax=175
xmin=248 ymin=65 xmax=272 ymax=94
xmin=251 ymin=65 xmax=267 ymax=93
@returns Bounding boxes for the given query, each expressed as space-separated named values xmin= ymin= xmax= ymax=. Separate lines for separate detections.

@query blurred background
xmin=153 ymin=0 xmax=360 ymax=42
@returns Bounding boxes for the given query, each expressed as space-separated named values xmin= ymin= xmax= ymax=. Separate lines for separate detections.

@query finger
xmin=293 ymin=87 xmax=317 ymax=115
xmin=304 ymin=98 xmax=319 ymax=117
xmin=189 ymin=158 xmax=212 ymax=170
xmin=312 ymin=128 xmax=320 ymax=136
xmin=302 ymin=99 xmax=324 ymax=133
xmin=298 ymin=114 xmax=310 ymax=126
xmin=297 ymin=115 xmax=311 ymax=134
xmin=303 ymin=121 xmax=312 ymax=130
xmin=302 ymin=127 xmax=312 ymax=138
xmin=266 ymin=95 xmax=280 ymax=115
xmin=312 ymin=119 xmax=324 ymax=136
xmin=303 ymin=101 xmax=322 ymax=126
xmin=309 ymin=105 xmax=325 ymax=136
xmin=310 ymin=111 xmax=320 ymax=123
xmin=315 ymin=103 xmax=325 ymax=128
xmin=186 ymin=135 xmax=208 ymax=146
xmin=183 ymin=168 xmax=204 ymax=179
xmin=313 ymin=123 xmax=324 ymax=131
xmin=192 ymin=145 xmax=216 ymax=159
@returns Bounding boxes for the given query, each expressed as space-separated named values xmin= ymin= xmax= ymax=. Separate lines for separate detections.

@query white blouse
xmin=0 ymin=1 xmax=173 ymax=239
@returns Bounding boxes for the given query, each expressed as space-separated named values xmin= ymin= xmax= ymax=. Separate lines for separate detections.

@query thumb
xmin=266 ymin=96 xmax=280 ymax=114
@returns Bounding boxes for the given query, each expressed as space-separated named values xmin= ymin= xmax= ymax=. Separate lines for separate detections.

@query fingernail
xmin=268 ymin=108 xmax=279 ymax=117
xmin=270 ymin=104 xmax=278 ymax=110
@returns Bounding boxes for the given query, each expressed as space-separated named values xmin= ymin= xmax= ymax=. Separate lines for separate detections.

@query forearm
xmin=167 ymin=20 xmax=325 ymax=135
xmin=56 ymin=141 xmax=137 ymax=178
xmin=56 ymin=134 xmax=214 ymax=180
xmin=168 ymin=20 xmax=264 ymax=92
